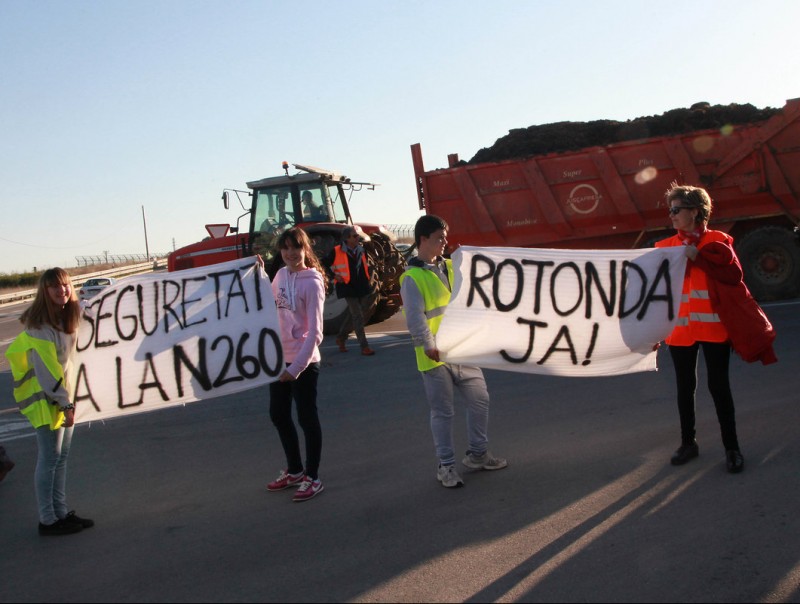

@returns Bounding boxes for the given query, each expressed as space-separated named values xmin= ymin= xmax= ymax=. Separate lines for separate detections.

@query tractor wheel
xmin=736 ymin=226 xmax=800 ymax=301
xmin=322 ymin=288 xmax=380 ymax=337
xmin=309 ymin=232 xmax=337 ymax=261
xmin=305 ymin=231 xmax=362 ymax=336
xmin=362 ymin=232 xmax=407 ymax=326
xmin=301 ymin=227 xmax=407 ymax=335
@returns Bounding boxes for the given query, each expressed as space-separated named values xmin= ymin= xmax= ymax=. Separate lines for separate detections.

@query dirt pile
xmin=469 ymin=102 xmax=780 ymax=165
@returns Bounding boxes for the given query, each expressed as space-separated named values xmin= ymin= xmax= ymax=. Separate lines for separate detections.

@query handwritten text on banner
xmin=72 ymin=259 xmax=283 ymax=423
xmin=437 ymin=246 xmax=687 ymax=376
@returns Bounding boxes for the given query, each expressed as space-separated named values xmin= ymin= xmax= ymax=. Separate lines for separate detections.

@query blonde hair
xmin=665 ymin=182 xmax=713 ymax=225
xmin=20 ymin=267 xmax=81 ymax=333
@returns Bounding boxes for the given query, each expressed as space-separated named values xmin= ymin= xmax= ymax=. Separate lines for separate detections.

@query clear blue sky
xmin=1 ymin=0 xmax=798 ymax=274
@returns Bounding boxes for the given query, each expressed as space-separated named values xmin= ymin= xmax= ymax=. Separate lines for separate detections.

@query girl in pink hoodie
xmin=266 ymin=227 xmax=327 ymax=502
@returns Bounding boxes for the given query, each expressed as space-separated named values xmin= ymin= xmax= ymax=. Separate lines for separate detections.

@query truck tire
xmin=736 ymin=226 xmax=800 ymax=301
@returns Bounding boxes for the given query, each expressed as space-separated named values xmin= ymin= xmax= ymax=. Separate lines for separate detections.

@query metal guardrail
xmin=75 ymin=253 xmax=168 ymax=267
xmin=385 ymin=224 xmax=415 ymax=241
xmin=0 ymin=261 xmax=160 ymax=306
xmin=1 ymin=230 xmax=412 ymax=306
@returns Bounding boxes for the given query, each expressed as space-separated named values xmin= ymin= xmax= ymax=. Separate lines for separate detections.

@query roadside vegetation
xmin=0 ymin=262 xmax=142 ymax=294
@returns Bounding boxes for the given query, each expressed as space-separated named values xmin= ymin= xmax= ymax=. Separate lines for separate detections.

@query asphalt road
xmin=0 ymin=302 xmax=798 ymax=603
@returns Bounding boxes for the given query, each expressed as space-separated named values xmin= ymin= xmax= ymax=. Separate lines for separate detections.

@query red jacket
xmin=703 ymin=243 xmax=777 ymax=364
xmin=659 ymin=231 xmax=777 ymax=365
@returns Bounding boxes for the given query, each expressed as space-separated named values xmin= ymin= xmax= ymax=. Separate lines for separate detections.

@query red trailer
xmin=411 ymin=98 xmax=800 ymax=301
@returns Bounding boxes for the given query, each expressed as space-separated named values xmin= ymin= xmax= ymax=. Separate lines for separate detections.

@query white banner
xmin=437 ymin=246 xmax=687 ymax=376
xmin=72 ymin=258 xmax=284 ymax=423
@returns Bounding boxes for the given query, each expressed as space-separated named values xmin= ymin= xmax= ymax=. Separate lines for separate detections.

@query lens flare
xmin=634 ymin=166 xmax=658 ymax=185
xmin=692 ymin=135 xmax=715 ymax=153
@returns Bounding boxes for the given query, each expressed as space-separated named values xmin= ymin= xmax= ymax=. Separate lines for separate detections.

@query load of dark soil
xmin=469 ymin=102 xmax=780 ymax=165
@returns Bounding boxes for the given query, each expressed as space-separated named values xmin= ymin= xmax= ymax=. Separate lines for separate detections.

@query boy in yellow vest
xmin=399 ymin=215 xmax=507 ymax=488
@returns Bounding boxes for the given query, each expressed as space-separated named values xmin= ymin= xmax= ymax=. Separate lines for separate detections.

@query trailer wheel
xmin=736 ymin=226 xmax=800 ymax=301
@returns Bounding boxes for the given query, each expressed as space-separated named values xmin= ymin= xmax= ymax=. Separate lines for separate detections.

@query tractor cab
xmin=225 ymin=162 xmax=378 ymax=270
xmin=247 ymin=167 xmax=352 ymax=237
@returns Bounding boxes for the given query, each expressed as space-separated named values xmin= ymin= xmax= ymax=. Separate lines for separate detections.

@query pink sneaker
xmin=267 ymin=470 xmax=304 ymax=491
xmin=292 ymin=477 xmax=324 ymax=502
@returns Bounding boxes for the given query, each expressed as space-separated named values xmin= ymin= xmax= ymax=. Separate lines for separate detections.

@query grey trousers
xmin=338 ymin=296 xmax=369 ymax=348
xmin=420 ymin=363 xmax=490 ymax=466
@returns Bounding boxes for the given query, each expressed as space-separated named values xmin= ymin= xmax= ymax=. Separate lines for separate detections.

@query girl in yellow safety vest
xmin=5 ymin=268 xmax=94 ymax=535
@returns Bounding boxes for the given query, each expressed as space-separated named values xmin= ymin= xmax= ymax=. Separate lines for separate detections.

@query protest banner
xmin=72 ymin=258 xmax=283 ymax=423
xmin=436 ymin=246 xmax=687 ymax=376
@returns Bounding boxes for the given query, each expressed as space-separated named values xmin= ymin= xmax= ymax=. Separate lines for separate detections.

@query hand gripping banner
xmin=71 ymin=259 xmax=283 ymax=423
xmin=436 ymin=246 xmax=687 ymax=377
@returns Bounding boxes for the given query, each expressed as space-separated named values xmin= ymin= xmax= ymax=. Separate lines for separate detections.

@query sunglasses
xmin=668 ymin=206 xmax=695 ymax=216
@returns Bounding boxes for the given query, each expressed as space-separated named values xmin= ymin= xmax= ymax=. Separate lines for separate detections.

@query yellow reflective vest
xmin=5 ymin=332 xmax=67 ymax=430
xmin=400 ymin=259 xmax=454 ymax=372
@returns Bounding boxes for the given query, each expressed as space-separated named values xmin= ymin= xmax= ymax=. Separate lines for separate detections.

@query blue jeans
xmin=35 ymin=425 xmax=74 ymax=525
xmin=420 ymin=364 xmax=490 ymax=466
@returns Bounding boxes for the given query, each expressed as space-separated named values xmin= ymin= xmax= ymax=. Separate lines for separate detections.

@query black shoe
xmin=726 ymin=449 xmax=744 ymax=474
xmin=63 ymin=510 xmax=94 ymax=529
xmin=670 ymin=441 xmax=699 ymax=466
xmin=39 ymin=518 xmax=83 ymax=536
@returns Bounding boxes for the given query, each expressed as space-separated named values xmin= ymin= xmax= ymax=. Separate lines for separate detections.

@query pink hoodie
xmin=271 ymin=266 xmax=325 ymax=378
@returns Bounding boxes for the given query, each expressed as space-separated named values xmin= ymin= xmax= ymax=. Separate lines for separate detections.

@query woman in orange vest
xmin=656 ymin=184 xmax=771 ymax=474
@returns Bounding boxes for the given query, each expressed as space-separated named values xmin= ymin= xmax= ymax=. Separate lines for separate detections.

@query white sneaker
xmin=462 ymin=450 xmax=508 ymax=471
xmin=292 ymin=477 xmax=324 ymax=502
xmin=437 ymin=464 xmax=464 ymax=488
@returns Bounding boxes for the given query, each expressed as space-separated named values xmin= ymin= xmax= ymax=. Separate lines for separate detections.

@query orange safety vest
xmin=331 ymin=245 xmax=369 ymax=285
xmin=657 ymin=231 xmax=729 ymax=345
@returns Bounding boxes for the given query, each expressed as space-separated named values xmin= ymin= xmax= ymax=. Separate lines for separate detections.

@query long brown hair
xmin=276 ymin=227 xmax=326 ymax=276
xmin=20 ymin=268 xmax=81 ymax=333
